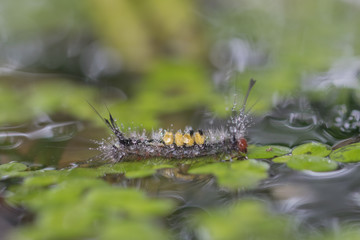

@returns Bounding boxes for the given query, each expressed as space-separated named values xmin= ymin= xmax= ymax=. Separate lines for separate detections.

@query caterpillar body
xmin=97 ymin=79 xmax=256 ymax=162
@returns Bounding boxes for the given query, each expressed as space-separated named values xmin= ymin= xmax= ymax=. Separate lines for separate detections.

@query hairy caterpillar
xmin=96 ymin=79 xmax=256 ymax=162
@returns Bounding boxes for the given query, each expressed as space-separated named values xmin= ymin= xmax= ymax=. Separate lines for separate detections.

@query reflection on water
xmin=261 ymin=164 xmax=360 ymax=230
xmin=210 ymin=38 xmax=267 ymax=89
xmin=249 ymin=98 xmax=360 ymax=147
xmin=0 ymin=120 xmax=82 ymax=150
xmin=303 ymin=57 xmax=360 ymax=90
xmin=0 ymin=115 xmax=102 ymax=167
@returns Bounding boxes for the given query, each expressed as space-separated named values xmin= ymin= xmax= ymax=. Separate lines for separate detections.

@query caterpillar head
xmin=237 ymin=137 xmax=248 ymax=153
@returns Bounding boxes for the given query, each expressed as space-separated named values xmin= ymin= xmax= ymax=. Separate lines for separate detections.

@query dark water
xmin=249 ymin=98 xmax=360 ymax=147
xmin=0 ymin=115 xmax=104 ymax=168
xmin=263 ymin=164 xmax=360 ymax=230
xmin=1 ymin=99 xmax=360 ymax=239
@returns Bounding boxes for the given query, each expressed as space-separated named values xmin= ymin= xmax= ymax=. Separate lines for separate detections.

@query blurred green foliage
xmin=1 ymin=0 xmax=360 ymax=126
xmin=189 ymin=159 xmax=269 ymax=190
xmin=194 ymin=200 xmax=293 ymax=240
xmin=0 ymin=162 xmax=27 ymax=173
xmin=3 ymin=141 xmax=360 ymax=239
xmin=107 ymin=60 xmax=227 ymax=129
xmin=0 ymin=60 xmax=228 ymax=130
xmin=0 ymin=0 xmax=202 ymax=69
xmin=6 ymin=165 xmax=174 ymax=240
xmin=0 ymin=78 xmax=99 ymax=124
xmin=208 ymin=0 xmax=360 ymax=111
xmin=2 ymin=1 xmax=360 ymax=239
xmin=96 ymin=159 xmax=175 ymax=178
xmin=85 ymin=0 xmax=202 ymax=69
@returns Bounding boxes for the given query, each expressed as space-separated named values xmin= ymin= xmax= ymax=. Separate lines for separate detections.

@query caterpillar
xmin=96 ymin=79 xmax=256 ymax=162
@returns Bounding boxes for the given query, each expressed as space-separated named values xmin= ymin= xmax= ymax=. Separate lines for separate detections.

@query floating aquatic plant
xmin=272 ymin=155 xmax=292 ymax=163
xmin=7 ymin=169 xmax=174 ymax=240
xmin=247 ymin=145 xmax=291 ymax=159
xmin=292 ymin=142 xmax=331 ymax=157
xmin=188 ymin=159 xmax=269 ymax=190
xmin=96 ymin=160 xmax=175 ymax=178
xmin=287 ymin=155 xmax=338 ymax=172
xmin=195 ymin=200 xmax=292 ymax=240
xmin=330 ymin=142 xmax=360 ymax=163
xmin=0 ymin=162 xmax=28 ymax=179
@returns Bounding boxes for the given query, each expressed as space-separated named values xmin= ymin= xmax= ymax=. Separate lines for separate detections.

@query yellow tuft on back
xmin=183 ymin=133 xmax=194 ymax=147
xmin=163 ymin=131 xmax=174 ymax=145
xmin=175 ymin=131 xmax=184 ymax=147
xmin=194 ymin=131 xmax=205 ymax=145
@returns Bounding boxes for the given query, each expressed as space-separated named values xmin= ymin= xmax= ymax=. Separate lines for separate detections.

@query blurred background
xmin=1 ymin=0 xmax=360 ymax=131
xmin=2 ymin=1 xmax=360 ymax=239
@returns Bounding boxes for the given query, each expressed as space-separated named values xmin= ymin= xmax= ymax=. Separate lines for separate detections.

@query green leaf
xmin=195 ymin=200 xmax=291 ymax=240
xmin=10 ymin=178 xmax=109 ymax=211
xmin=19 ymin=168 xmax=99 ymax=187
xmin=0 ymin=162 xmax=27 ymax=173
xmin=23 ymin=175 xmax=63 ymax=187
xmin=287 ymin=155 xmax=338 ymax=172
xmin=329 ymin=142 xmax=360 ymax=163
xmin=30 ymin=204 xmax=98 ymax=240
xmin=83 ymin=187 xmax=174 ymax=218
xmin=247 ymin=145 xmax=291 ymax=159
xmin=292 ymin=142 xmax=331 ymax=157
xmin=272 ymin=155 xmax=291 ymax=163
xmin=189 ymin=160 xmax=269 ymax=190
xmin=8 ymin=177 xmax=174 ymax=240
xmin=67 ymin=167 xmax=99 ymax=178
xmin=96 ymin=160 xmax=174 ymax=179
xmin=99 ymin=220 xmax=171 ymax=240
xmin=0 ymin=162 xmax=28 ymax=179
